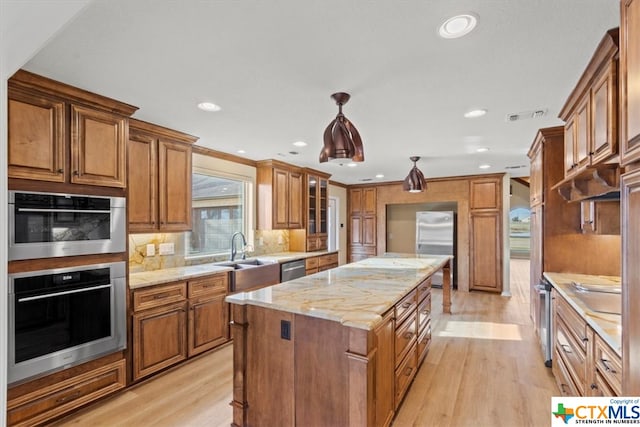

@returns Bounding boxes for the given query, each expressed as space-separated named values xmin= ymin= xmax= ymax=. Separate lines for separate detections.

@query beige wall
xmin=329 ymin=184 xmax=348 ymax=265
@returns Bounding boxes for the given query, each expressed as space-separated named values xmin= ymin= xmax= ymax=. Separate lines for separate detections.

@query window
xmin=510 ymin=207 xmax=531 ymax=257
xmin=186 ymin=173 xmax=250 ymax=257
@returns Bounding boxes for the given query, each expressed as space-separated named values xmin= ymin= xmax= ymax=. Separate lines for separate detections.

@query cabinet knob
xmin=57 ymin=168 xmax=64 ymax=173
xmin=582 ymin=336 xmax=589 ymax=342
xmin=591 ymin=383 xmax=597 ymax=390
xmin=73 ymin=170 xmax=79 ymax=176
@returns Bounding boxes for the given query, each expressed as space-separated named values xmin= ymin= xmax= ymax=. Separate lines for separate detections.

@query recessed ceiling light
xmin=479 ymin=164 xmax=491 ymax=169
xmin=464 ymin=109 xmax=487 ymax=118
xmin=293 ymin=141 xmax=307 ymax=147
xmin=439 ymin=13 xmax=478 ymax=39
xmin=197 ymin=102 xmax=221 ymax=112
xmin=476 ymin=147 xmax=490 ymax=153
xmin=237 ymin=149 xmax=246 ymax=154
xmin=375 ymin=174 xmax=385 ymax=179
xmin=347 ymin=162 xmax=357 ymax=167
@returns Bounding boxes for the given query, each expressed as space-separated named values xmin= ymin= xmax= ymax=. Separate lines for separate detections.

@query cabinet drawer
xmin=318 ymin=253 xmax=338 ymax=268
xmin=8 ymin=359 xmax=125 ymax=426
xmin=395 ymin=289 xmax=417 ymax=326
xmin=592 ymin=371 xmax=617 ymax=397
xmin=594 ymin=335 xmax=622 ymax=395
xmin=417 ymin=278 xmax=431 ymax=302
xmin=555 ymin=317 xmax=586 ymax=395
xmin=556 ymin=295 xmax=588 ymax=352
xmin=417 ymin=320 xmax=432 ymax=365
xmin=188 ymin=274 xmax=228 ymax=299
xmin=417 ymin=293 xmax=431 ymax=334
xmin=305 ymin=257 xmax=319 ymax=270
xmin=395 ymin=311 xmax=417 ymax=367
xmin=133 ymin=282 xmax=187 ymax=312
xmin=395 ymin=342 xmax=418 ymax=410
xmin=553 ymin=349 xmax=580 ymax=396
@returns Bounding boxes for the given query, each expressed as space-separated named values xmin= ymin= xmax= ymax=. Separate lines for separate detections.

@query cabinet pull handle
xmin=401 ymin=302 xmax=411 ymax=308
xmin=560 ymin=383 xmax=570 ymax=394
xmin=561 ymin=344 xmax=572 ymax=354
xmin=582 ymin=336 xmax=589 ymax=343
xmin=601 ymin=359 xmax=616 ymax=373
xmin=591 ymin=383 xmax=598 ymax=390
xmin=57 ymin=168 xmax=64 ymax=173
xmin=404 ymin=367 xmax=413 ymax=376
xmin=154 ymin=293 xmax=169 ymax=299
xmin=56 ymin=390 xmax=81 ymax=404
xmin=404 ymin=332 xmax=414 ymax=339
xmin=73 ymin=170 xmax=79 ymax=176
xmin=421 ymin=309 xmax=431 ymax=316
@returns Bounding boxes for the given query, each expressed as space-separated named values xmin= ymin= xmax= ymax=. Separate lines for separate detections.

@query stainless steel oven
xmin=8 ymin=262 xmax=126 ymax=385
xmin=8 ymin=191 xmax=126 ymax=261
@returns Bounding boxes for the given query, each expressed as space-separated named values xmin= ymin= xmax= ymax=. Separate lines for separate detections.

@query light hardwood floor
xmin=53 ymin=259 xmax=557 ymax=427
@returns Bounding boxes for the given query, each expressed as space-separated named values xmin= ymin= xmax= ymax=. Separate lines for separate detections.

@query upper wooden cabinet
xmin=128 ymin=119 xmax=197 ymax=233
xmin=621 ymin=1 xmax=640 ymax=165
xmin=470 ymin=177 xmax=501 ymax=211
xmin=8 ymin=70 xmax=137 ymax=188
xmin=559 ymin=28 xmax=619 ymax=177
xmin=290 ymin=169 xmax=331 ymax=252
xmin=256 ymin=160 xmax=303 ymax=230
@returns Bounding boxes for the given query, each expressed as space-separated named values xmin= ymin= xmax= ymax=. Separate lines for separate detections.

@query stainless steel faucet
xmin=230 ymin=231 xmax=247 ymax=261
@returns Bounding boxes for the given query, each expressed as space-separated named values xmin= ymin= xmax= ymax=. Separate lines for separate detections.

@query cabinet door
xmin=591 ymin=61 xmax=617 ymax=164
xmin=273 ymin=168 xmax=290 ymax=229
xmin=70 ymin=104 xmax=127 ymax=188
xmin=307 ymin=175 xmax=318 ymax=235
xmin=158 ymin=139 xmax=192 ymax=231
xmin=133 ymin=302 xmax=188 ymax=381
xmin=8 ymin=89 xmax=66 ymax=182
xmin=621 ymin=0 xmax=640 ymax=165
xmin=374 ymin=312 xmax=395 ymax=427
xmin=470 ymin=178 xmax=501 ymax=210
xmin=622 ymin=168 xmax=640 ymax=394
xmin=469 ymin=212 xmax=502 ymax=292
xmin=564 ymin=118 xmax=577 ymax=176
xmin=288 ymin=171 xmax=303 ymax=229
xmin=350 ymin=216 xmax=362 ymax=245
xmin=188 ymin=295 xmax=229 ymax=357
xmin=319 ymin=178 xmax=328 ymax=235
xmin=529 ymin=144 xmax=543 ymax=206
xmin=128 ymin=132 xmax=158 ymax=232
xmin=363 ymin=188 xmax=376 ymax=215
xmin=349 ymin=188 xmax=363 ymax=215
xmin=575 ymin=97 xmax=591 ymax=171
xmin=362 ymin=215 xmax=377 ymax=247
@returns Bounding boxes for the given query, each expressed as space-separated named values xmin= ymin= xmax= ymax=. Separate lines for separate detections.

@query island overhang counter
xmin=226 ymin=254 xmax=452 ymax=427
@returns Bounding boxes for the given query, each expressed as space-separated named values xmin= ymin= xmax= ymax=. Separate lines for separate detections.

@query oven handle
xmin=17 ymin=284 xmax=112 ymax=302
xmin=17 ymin=208 xmax=112 ymax=214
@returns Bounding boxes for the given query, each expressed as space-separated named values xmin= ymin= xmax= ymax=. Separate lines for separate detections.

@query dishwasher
xmin=281 ymin=259 xmax=306 ymax=282
xmin=536 ymin=276 xmax=553 ymax=368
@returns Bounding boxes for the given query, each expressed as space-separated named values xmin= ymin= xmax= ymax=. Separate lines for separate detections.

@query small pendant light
xmin=319 ymin=92 xmax=364 ymax=163
xmin=403 ymin=156 xmax=426 ymax=192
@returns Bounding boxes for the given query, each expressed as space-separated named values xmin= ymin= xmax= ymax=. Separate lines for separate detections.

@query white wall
xmin=329 ymin=184 xmax=348 ymax=265
xmin=1 ymin=1 xmax=93 ymax=421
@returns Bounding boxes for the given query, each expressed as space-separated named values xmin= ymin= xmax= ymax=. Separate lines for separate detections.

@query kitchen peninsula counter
xmin=227 ymin=254 xmax=452 ymax=427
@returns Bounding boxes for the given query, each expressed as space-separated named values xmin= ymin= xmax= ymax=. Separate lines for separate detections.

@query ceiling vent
xmin=505 ymin=165 xmax=527 ymax=170
xmin=505 ymin=108 xmax=547 ymax=122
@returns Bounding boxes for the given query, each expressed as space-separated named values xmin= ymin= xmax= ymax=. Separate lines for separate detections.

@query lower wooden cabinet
xmin=304 ymin=252 xmax=339 ymax=275
xmin=132 ymin=273 xmax=230 ymax=381
xmin=469 ymin=211 xmax=503 ymax=292
xmin=7 ymin=357 xmax=126 ymax=426
xmin=552 ymin=290 xmax=622 ymax=396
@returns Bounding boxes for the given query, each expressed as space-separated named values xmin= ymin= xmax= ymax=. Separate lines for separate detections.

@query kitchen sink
xmin=574 ymin=291 xmax=621 ymax=315
xmin=216 ymin=259 xmax=280 ymax=292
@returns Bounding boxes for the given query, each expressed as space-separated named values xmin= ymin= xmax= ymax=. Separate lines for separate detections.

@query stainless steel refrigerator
xmin=416 ymin=211 xmax=456 ymax=287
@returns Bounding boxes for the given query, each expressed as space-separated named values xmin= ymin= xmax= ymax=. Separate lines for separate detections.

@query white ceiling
xmin=22 ymin=0 xmax=619 ymax=185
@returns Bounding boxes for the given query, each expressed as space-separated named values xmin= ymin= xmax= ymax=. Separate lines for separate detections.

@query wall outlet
xmin=277 ymin=235 xmax=284 ymax=244
xmin=258 ymin=237 xmax=264 ymax=246
xmin=145 ymin=244 xmax=156 ymax=257
xmin=158 ymin=242 xmax=175 ymax=255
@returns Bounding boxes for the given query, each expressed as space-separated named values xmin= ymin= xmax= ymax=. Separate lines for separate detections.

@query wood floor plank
xmin=54 ymin=259 xmax=557 ymax=427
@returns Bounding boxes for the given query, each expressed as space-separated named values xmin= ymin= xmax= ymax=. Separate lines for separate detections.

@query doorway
xmin=328 ymin=197 xmax=338 ymax=252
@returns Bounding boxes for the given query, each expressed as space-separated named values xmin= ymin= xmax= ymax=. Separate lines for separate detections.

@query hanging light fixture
xmin=403 ymin=156 xmax=426 ymax=192
xmin=319 ymin=92 xmax=364 ymax=163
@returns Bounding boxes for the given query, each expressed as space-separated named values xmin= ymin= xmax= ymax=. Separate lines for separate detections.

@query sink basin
xmin=574 ymin=291 xmax=621 ymax=315
xmin=216 ymin=259 xmax=280 ymax=292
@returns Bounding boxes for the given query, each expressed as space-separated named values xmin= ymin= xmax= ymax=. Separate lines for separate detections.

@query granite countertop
xmin=226 ymin=255 xmax=452 ymax=331
xmin=129 ymin=250 xmax=339 ymax=289
xmin=129 ymin=264 xmax=234 ymax=289
xmin=544 ymin=272 xmax=621 ymax=356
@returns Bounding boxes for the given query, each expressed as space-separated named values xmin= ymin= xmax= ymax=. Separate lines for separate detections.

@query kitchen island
xmin=226 ymin=254 xmax=452 ymax=427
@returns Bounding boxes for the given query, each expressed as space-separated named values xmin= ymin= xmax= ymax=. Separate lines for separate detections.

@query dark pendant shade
xmin=319 ymin=92 xmax=364 ymax=163
xmin=403 ymin=156 xmax=426 ymax=192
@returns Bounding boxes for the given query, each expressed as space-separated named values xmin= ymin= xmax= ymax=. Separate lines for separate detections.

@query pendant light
xmin=403 ymin=156 xmax=426 ymax=192
xmin=319 ymin=92 xmax=364 ymax=163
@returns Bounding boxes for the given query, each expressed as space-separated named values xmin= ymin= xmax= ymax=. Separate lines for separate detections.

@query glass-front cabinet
xmin=305 ymin=170 xmax=330 ymax=251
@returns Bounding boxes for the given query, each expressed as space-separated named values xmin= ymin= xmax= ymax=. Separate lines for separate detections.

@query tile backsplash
xmin=129 ymin=229 xmax=290 ymax=272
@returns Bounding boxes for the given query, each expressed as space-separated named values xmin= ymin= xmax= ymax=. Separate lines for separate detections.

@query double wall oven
xmin=7 ymin=191 xmax=127 ymax=385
